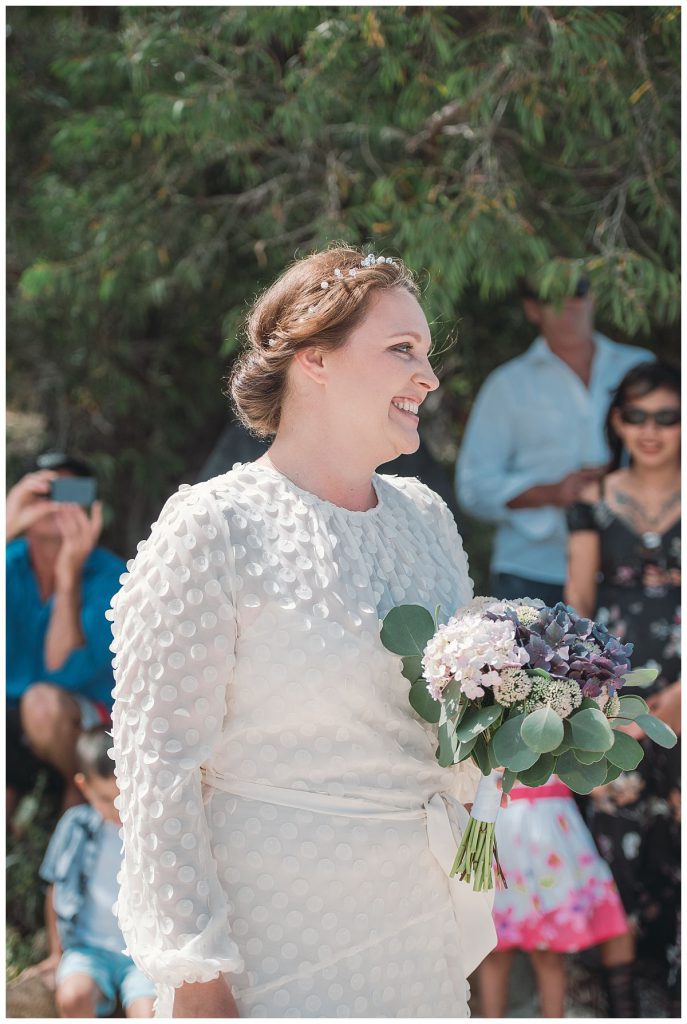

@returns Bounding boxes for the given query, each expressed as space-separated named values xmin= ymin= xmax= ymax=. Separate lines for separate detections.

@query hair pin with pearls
xmin=317 ymin=253 xmax=395 ymax=295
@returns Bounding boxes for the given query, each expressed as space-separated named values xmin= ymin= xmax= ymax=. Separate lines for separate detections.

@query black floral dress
xmin=567 ymin=496 xmax=681 ymax=1006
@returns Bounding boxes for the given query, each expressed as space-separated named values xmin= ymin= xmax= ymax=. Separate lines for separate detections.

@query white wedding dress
xmin=110 ymin=461 xmax=496 ymax=1017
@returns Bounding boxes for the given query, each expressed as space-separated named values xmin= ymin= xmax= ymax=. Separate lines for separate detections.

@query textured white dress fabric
xmin=110 ymin=463 xmax=496 ymax=1017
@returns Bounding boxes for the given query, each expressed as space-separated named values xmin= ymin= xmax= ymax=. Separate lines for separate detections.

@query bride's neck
xmin=261 ymin=433 xmax=379 ymax=512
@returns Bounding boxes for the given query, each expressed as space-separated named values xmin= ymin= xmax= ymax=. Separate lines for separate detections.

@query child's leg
xmin=55 ymin=973 xmax=100 ymax=1018
xmin=120 ymin=960 xmax=157 ymax=1019
xmin=55 ymin=949 xmax=116 ymax=1018
xmin=478 ymin=949 xmax=516 ymax=1017
xmin=125 ymin=996 xmax=155 ymax=1018
xmin=529 ymin=949 xmax=566 ymax=1018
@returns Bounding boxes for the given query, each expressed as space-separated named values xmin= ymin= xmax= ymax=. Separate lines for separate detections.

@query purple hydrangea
xmin=487 ymin=602 xmax=633 ymax=699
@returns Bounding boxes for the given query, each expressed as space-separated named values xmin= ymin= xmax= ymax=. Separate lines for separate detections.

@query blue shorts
xmin=57 ymin=946 xmax=156 ymax=1017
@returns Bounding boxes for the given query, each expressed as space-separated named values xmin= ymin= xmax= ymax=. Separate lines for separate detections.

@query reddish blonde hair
xmin=228 ymin=244 xmax=419 ymax=437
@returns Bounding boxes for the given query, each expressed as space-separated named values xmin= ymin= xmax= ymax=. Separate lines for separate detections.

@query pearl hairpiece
xmin=268 ymin=253 xmax=397 ymax=342
xmin=316 ymin=252 xmax=395 ymax=296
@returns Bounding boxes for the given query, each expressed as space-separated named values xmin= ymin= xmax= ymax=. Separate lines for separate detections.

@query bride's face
xmin=308 ymin=287 xmax=439 ymax=464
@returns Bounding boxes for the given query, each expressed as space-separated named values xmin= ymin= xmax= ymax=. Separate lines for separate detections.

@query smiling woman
xmin=111 ymin=245 xmax=496 ymax=1019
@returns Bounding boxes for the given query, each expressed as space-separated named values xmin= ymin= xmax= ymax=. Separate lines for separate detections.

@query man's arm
xmin=43 ymin=503 xmax=103 ymax=672
xmin=507 ymin=469 xmax=606 ymax=511
xmin=456 ymin=372 xmax=605 ymax=519
xmin=44 ymin=576 xmax=87 ymax=672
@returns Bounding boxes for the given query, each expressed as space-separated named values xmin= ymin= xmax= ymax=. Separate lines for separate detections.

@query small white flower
xmin=493 ymin=668 xmax=533 ymax=707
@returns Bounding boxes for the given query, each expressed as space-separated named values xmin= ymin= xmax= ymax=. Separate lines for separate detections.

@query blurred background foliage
xmin=7 ymin=5 xmax=680 ymax=572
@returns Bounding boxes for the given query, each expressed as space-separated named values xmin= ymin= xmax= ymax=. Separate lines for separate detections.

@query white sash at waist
xmin=201 ymin=767 xmax=497 ymax=977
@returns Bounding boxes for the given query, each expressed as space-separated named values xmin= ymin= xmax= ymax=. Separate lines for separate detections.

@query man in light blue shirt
xmin=455 ymin=278 xmax=653 ymax=604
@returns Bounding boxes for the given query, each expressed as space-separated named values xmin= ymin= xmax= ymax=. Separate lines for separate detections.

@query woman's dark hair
xmin=75 ymin=726 xmax=115 ymax=780
xmin=605 ymin=360 xmax=681 ymax=472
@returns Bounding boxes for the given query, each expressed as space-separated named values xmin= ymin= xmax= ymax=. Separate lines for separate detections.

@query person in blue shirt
xmin=6 ymin=453 xmax=125 ymax=822
xmin=25 ymin=728 xmax=156 ymax=1017
xmin=455 ymin=277 xmax=653 ymax=605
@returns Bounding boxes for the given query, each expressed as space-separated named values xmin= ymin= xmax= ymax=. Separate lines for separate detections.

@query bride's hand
xmin=173 ymin=976 xmax=240 ymax=1018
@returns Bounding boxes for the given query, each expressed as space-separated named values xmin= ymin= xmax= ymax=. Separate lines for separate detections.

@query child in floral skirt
xmin=478 ymin=776 xmax=629 ymax=1017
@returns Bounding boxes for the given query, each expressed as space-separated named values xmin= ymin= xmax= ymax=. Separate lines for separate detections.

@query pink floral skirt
xmin=493 ymin=778 xmax=628 ymax=952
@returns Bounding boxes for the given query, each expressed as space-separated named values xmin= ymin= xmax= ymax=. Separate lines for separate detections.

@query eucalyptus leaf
xmin=401 ymin=655 xmax=423 ymax=684
xmin=491 ymin=715 xmax=539 ymax=771
xmin=573 ymin=748 xmax=606 ymax=764
xmin=556 ymin=750 xmax=608 ymax=794
xmin=568 ymin=708 xmax=614 ymax=752
xmin=521 ymin=707 xmax=564 ymax=753
xmin=517 ymin=752 xmax=556 ymax=787
xmin=635 ymin=714 xmax=678 ymax=749
xmin=409 ymin=681 xmax=440 ymax=724
xmin=606 ymin=730 xmax=644 ymax=770
xmin=454 ymin=705 xmax=502 ymax=742
xmin=502 ymin=769 xmax=518 ymax=794
xmin=473 ymin=734 xmax=492 ymax=776
xmin=578 ymin=697 xmax=602 ymax=712
xmin=604 ymin=762 xmax=623 ymax=784
xmin=617 ymin=694 xmax=649 ymax=720
xmin=380 ymin=604 xmax=435 ymax=657
xmin=438 ymin=721 xmax=457 ymax=768
xmin=622 ymin=667 xmax=659 ymax=688
xmin=455 ymin=736 xmax=478 ymax=762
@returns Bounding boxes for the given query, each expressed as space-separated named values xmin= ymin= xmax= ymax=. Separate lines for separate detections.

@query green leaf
xmin=521 ymin=707 xmax=564 ymax=753
xmin=381 ymin=605 xmax=435 ymax=657
xmin=634 ymin=714 xmax=678 ymax=749
xmin=438 ymin=721 xmax=457 ymax=767
xmin=551 ymin=720 xmax=573 ymax=756
xmin=568 ymin=708 xmax=614 ymax=751
xmin=455 ymin=736 xmax=478 ymax=762
xmin=556 ymin=750 xmax=608 ymax=794
xmin=622 ymin=667 xmax=659 ymax=688
xmin=401 ymin=655 xmax=423 ymax=684
xmin=578 ymin=697 xmax=603 ymax=711
xmin=574 ymin=748 xmax=607 ymax=764
xmin=491 ymin=715 xmax=539 ymax=771
xmin=604 ymin=762 xmax=623 ymax=784
xmin=517 ymin=752 xmax=556 ymax=788
xmin=454 ymin=705 xmax=502 ymax=742
xmin=502 ymin=768 xmax=518 ymax=794
xmin=409 ymin=681 xmax=441 ymax=724
xmin=606 ymin=730 xmax=644 ymax=770
xmin=472 ymin=734 xmax=492 ymax=776
xmin=617 ymin=695 xmax=650 ymax=720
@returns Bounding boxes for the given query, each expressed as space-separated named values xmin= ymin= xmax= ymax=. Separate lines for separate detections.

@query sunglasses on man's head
xmin=619 ymin=407 xmax=681 ymax=427
xmin=522 ymin=277 xmax=590 ymax=301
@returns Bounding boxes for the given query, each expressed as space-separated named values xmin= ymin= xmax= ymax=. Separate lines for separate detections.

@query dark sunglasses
xmin=620 ymin=407 xmax=681 ymax=427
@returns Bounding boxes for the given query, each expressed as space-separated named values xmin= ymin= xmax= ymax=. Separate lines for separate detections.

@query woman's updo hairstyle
xmin=228 ymin=244 xmax=419 ymax=438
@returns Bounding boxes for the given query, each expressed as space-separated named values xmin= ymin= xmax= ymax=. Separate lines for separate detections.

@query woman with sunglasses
xmin=565 ymin=360 xmax=681 ymax=1017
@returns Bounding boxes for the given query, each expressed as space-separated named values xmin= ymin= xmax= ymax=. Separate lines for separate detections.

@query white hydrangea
xmin=452 ymin=596 xmax=502 ymax=619
xmin=492 ymin=668 xmax=533 ymax=707
xmin=422 ymin=612 xmax=529 ymax=702
xmin=524 ymin=676 xmax=583 ymax=719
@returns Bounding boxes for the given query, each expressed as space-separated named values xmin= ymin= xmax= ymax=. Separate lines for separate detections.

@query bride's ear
xmin=293 ymin=346 xmax=327 ymax=385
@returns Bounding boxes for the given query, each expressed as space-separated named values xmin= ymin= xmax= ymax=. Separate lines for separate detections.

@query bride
xmin=110 ymin=245 xmax=497 ymax=1017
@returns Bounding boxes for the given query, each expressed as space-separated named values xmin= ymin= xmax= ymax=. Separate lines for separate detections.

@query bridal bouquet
xmin=381 ymin=597 xmax=677 ymax=891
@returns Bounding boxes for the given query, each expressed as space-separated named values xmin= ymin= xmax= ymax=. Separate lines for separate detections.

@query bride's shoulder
xmin=377 ymin=473 xmax=451 ymax=517
xmin=150 ymin=464 xmax=265 ymax=534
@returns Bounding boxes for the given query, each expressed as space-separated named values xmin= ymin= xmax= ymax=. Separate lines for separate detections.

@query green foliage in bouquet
xmin=381 ymin=604 xmax=677 ymax=799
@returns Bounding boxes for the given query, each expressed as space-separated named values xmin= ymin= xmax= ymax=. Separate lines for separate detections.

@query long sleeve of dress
xmin=110 ymin=484 xmax=244 ymax=992
xmin=416 ymin=483 xmax=483 ymax=806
